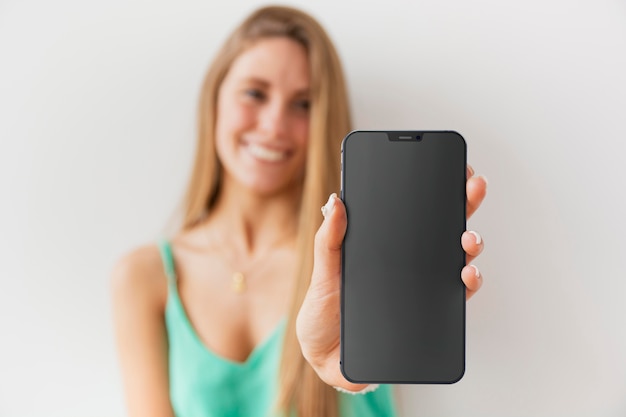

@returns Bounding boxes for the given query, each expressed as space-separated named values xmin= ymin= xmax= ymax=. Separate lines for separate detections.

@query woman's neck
xmin=205 ymin=177 xmax=301 ymax=257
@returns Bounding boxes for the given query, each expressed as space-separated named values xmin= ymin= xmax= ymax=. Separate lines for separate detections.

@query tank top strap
xmin=157 ymin=239 xmax=177 ymax=289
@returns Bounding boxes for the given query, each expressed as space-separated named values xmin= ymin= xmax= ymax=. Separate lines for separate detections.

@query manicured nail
xmin=321 ymin=193 xmax=337 ymax=219
xmin=468 ymin=231 xmax=482 ymax=245
xmin=470 ymin=264 xmax=480 ymax=279
xmin=477 ymin=175 xmax=488 ymax=187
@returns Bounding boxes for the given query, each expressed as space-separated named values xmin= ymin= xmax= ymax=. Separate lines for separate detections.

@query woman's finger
xmin=461 ymin=230 xmax=484 ymax=264
xmin=466 ymin=175 xmax=487 ymax=219
xmin=466 ymin=164 xmax=475 ymax=179
xmin=310 ymin=194 xmax=347 ymax=294
xmin=461 ymin=264 xmax=483 ymax=300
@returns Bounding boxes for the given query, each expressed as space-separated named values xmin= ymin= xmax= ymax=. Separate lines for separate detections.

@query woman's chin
xmin=235 ymin=174 xmax=301 ymax=198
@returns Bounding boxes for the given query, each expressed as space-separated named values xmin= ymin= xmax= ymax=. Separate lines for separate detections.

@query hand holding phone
xmin=340 ymin=130 xmax=467 ymax=384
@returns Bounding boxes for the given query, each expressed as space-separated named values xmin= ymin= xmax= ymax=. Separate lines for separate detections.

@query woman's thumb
xmin=311 ymin=193 xmax=347 ymax=285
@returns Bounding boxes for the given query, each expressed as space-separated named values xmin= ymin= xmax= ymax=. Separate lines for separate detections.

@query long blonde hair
xmin=179 ymin=6 xmax=351 ymax=417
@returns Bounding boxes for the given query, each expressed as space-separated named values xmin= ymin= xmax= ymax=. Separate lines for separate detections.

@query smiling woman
xmin=110 ymin=5 xmax=486 ymax=417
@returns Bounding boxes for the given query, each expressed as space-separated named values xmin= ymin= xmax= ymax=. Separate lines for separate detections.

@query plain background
xmin=1 ymin=0 xmax=625 ymax=416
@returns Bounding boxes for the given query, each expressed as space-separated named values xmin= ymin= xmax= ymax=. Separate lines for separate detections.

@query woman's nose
xmin=258 ymin=100 xmax=288 ymax=138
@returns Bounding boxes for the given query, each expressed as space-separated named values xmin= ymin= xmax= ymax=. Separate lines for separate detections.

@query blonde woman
xmin=112 ymin=5 xmax=487 ymax=417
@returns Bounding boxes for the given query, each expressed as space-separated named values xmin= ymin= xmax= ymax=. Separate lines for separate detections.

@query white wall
xmin=1 ymin=0 xmax=624 ymax=416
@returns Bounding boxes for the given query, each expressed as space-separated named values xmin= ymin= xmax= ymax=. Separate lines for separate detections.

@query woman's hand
xmin=296 ymin=166 xmax=487 ymax=392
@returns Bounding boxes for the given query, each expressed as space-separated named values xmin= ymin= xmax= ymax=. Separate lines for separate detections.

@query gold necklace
xmin=231 ymin=271 xmax=246 ymax=293
xmin=204 ymin=225 xmax=294 ymax=295
xmin=225 ymin=248 xmax=281 ymax=294
xmin=219 ymin=247 xmax=257 ymax=294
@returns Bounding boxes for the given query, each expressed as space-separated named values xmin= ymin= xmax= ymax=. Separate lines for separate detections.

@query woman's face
xmin=215 ymin=37 xmax=310 ymax=197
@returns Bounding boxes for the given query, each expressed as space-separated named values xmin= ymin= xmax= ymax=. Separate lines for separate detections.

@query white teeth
xmin=247 ymin=143 xmax=287 ymax=162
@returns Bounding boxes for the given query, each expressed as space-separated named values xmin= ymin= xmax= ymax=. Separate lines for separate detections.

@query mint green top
xmin=158 ymin=240 xmax=398 ymax=417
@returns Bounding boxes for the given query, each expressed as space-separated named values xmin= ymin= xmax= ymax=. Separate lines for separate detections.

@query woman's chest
xmin=174 ymin=252 xmax=297 ymax=364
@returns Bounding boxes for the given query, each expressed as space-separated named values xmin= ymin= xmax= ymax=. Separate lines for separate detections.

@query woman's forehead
xmin=226 ymin=37 xmax=310 ymax=91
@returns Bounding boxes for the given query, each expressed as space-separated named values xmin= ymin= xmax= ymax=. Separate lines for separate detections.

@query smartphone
xmin=340 ymin=130 xmax=467 ymax=384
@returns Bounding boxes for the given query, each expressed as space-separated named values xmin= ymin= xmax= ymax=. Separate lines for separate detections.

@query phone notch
xmin=390 ymin=132 xmax=422 ymax=141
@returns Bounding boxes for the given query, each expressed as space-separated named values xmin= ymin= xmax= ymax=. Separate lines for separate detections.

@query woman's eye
xmin=293 ymin=99 xmax=310 ymax=111
xmin=244 ymin=89 xmax=265 ymax=100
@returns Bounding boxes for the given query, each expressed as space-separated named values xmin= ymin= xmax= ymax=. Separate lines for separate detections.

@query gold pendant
xmin=231 ymin=272 xmax=246 ymax=293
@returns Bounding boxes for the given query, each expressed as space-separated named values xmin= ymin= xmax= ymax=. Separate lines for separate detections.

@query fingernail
xmin=321 ymin=193 xmax=337 ymax=219
xmin=470 ymin=264 xmax=480 ymax=279
xmin=477 ymin=175 xmax=488 ymax=187
xmin=467 ymin=165 xmax=475 ymax=177
xmin=468 ymin=231 xmax=482 ymax=245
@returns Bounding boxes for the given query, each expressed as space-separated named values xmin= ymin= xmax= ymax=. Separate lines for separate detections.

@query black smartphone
xmin=340 ymin=130 xmax=467 ymax=384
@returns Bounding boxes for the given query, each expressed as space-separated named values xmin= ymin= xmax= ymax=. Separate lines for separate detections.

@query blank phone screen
xmin=340 ymin=131 xmax=467 ymax=384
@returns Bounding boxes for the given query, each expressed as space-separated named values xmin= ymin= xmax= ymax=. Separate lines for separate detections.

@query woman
xmin=112 ymin=5 xmax=487 ymax=417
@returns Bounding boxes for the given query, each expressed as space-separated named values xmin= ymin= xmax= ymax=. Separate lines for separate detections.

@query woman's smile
xmin=241 ymin=139 xmax=293 ymax=164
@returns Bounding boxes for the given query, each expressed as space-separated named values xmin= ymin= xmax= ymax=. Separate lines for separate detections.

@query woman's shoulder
xmin=110 ymin=243 xmax=169 ymax=311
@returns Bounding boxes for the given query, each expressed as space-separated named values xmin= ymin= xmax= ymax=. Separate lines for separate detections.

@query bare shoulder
xmin=111 ymin=244 xmax=168 ymax=312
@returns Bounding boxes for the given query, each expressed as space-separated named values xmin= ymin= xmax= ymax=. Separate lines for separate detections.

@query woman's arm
xmin=111 ymin=246 xmax=175 ymax=417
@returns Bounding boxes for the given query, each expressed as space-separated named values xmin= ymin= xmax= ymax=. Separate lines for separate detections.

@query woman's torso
xmin=158 ymin=235 xmax=398 ymax=417
xmin=166 ymin=226 xmax=297 ymax=364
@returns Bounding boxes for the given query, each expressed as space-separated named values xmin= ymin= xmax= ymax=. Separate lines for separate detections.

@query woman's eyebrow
xmin=240 ymin=77 xmax=310 ymax=96
xmin=240 ymin=77 xmax=269 ymax=87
